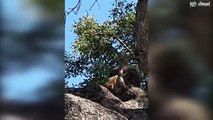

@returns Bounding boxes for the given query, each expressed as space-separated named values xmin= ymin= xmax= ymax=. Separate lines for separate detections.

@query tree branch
xmin=66 ymin=0 xmax=82 ymax=15
xmin=66 ymin=0 xmax=100 ymax=16
xmin=89 ymin=0 xmax=100 ymax=11
xmin=113 ymin=36 xmax=134 ymax=55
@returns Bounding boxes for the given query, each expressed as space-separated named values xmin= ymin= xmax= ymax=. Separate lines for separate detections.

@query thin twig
xmin=89 ymin=0 xmax=100 ymax=11
xmin=66 ymin=0 xmax=82 ymax=15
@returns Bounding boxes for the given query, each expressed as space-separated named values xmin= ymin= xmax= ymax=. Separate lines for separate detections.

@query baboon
xmin=105 ymin=65 xmax=141 ymax=92
xmin=119 ymin=66 xmax=141 ymax=87
xmin=104 ymin=75 xmax=125 ymax=92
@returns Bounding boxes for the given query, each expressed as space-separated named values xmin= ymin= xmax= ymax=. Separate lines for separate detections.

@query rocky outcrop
xmin=65 ymin=94 xmax=128 ymax=120
xmin=65 ymin=84 xmax=148 ymax=120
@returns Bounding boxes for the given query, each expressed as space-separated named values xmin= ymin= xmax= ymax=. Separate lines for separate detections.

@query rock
xmin=65 ymin=94 xmax=128 ymax=120
xmin=65 ymin=84 xmax=148 ymax=120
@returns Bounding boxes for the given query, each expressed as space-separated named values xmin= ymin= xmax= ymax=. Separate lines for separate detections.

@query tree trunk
xmin=134 ymin=0 xmax=148 ymax=75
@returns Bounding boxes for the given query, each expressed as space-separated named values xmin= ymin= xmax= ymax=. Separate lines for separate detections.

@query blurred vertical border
xmin=149 ymin=0 xmax=212 ymax=119
xmin=1 ymin=0 xmax=64 ymax=119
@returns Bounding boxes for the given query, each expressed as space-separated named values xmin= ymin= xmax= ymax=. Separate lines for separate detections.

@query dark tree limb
xmin=133 ymin=0 xmax=149 ymax=75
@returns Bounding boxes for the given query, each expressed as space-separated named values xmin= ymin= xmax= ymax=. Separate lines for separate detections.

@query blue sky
xmin=65 ymin=0 xmax=137 ymax=86
xmin=65 ymin=0 xmax=119 ymax=51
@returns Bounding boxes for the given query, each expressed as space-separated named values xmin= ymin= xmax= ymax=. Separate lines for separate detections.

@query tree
xmin=65 ymin=0 xmax=148 ymax=90
xmin=134 ymin=0 xmax=148 ymax=76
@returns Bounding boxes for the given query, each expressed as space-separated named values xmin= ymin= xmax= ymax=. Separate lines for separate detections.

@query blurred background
xmin=149 ymin=0 xmax=212 ymax=119
xmin=1 ymin=0 xmax=64 ymax=119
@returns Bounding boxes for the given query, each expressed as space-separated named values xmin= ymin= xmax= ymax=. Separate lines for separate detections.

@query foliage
xmin=65 ymin=0 xmax=146 ymax=88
